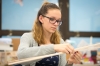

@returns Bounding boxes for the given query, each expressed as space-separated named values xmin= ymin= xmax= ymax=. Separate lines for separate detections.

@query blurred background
xmin=0 ymin=0 xmax=100 ymax=47
xmin=0 ymin=0 xmax=100 ymax=66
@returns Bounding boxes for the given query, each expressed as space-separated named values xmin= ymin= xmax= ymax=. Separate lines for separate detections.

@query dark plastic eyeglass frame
xmin=42 ymin=15 xmax=62 ymax=26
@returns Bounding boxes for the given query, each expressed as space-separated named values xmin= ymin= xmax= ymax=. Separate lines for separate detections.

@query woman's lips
xmin=51 ymin=27 xmax=56 ymax=30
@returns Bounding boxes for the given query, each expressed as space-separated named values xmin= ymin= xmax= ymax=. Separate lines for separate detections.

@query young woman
xmin=17 ymin=2 xmax=82 ymax=66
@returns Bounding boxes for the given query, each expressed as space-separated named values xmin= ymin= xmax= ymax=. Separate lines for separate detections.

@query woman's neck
xmin=43 ymin=30 xmax=52 ymax=44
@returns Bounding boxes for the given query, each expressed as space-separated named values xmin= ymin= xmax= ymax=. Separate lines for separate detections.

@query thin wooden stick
xmin=75 ymin=43 xmax=100 ymax=51
xmin=8 ymin=52 xmax=64 ymax=65
xmin=8 ymin=43 xmax=100 ymax=65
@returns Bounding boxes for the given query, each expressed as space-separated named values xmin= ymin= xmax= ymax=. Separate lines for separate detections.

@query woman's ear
xmin=39 ymin=15 xmax=44 ymax=23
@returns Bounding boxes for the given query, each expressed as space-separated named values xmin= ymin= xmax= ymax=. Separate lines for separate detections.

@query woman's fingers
xmin=54 ymin=43 xmax=74 ymax=54
xmin=68 ymin=51 xmax=83 ymax=64
xmin=73 ymin=51 xmax=82 ymax=63
xmin=74 ymin=52 xmax=81 ymax=62
xmin=63 ymin=48 xmax=70 ymax=54
xmin=65 ymin=46 xmax=72 ymax=54
xmin=64 ymin=43 xmax=74 ymax=54
xmin=73 ymin=56 xmax=79 ymax=64
xmin=67 ymin=43 xmax=74 ymax=51
xmin=76 ymin=51 xmax=82 ymax=60
xmin=69 ymin=54 xmax=79 ymax=64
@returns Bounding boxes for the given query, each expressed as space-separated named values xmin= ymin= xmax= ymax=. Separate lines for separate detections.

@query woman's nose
xmin=54 ymin=21 xmax=59 ymax=26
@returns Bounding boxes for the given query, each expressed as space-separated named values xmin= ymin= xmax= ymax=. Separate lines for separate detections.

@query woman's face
xmin=40 ymin=9 xmax=61 ymax=33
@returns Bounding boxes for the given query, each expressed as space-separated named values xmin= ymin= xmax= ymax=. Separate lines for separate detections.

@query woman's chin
xmin=49 ymin=30 xmax=56 ymax=33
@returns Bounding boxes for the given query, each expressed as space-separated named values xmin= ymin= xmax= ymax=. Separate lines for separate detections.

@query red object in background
xmin=83 ymin=53 xmax=87 ymax=58
xmin=91 ymin=56 xmax=97 ymax=64
xmin=91 ymin=50 xmax=97 ymax=64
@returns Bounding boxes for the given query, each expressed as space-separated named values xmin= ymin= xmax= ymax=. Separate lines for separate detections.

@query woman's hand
xmin=54 ymin=43 xmax=74 ymax=54
xmin=67 ymin=51 xmax=82 ymax=64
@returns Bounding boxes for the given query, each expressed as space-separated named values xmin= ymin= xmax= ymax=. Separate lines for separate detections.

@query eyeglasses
xmin=42 ymin=15 xmax=62 ymax=26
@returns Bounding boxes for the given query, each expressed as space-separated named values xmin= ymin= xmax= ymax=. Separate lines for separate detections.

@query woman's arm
xmin=17 ymin=33 xmax=55 ymax=63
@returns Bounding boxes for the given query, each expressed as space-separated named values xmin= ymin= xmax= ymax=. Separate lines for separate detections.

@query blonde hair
xmin=32 ymin=2 xmax=61 ymax=45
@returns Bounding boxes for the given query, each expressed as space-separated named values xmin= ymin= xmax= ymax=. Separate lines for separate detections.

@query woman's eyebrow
xmin=58 ymin=18 xmax=61 ymax=20
xmin=50 ymin=16 xmax=61 ymax=20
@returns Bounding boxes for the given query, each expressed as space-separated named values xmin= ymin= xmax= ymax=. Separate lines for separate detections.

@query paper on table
xmin=0 ymin=38 xmax=12 ymax=45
